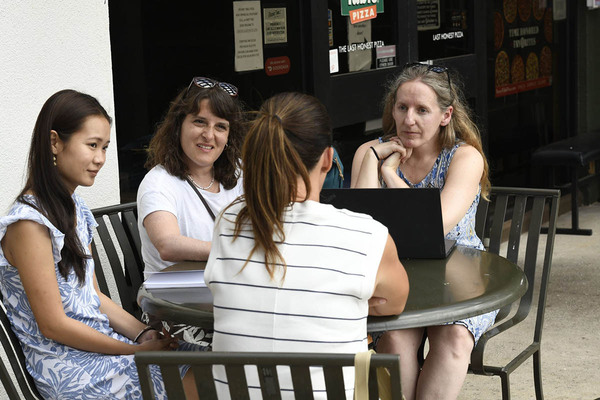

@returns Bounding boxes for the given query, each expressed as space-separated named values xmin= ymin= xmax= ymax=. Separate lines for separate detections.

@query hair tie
xmin=273 ymin=114 xmax=282 ymax=124
xmin=369 ymin=146 xmax=380 ymax=161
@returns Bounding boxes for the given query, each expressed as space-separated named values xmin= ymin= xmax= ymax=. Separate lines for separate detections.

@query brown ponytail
xmin=232 ymin=92 xmax=332 ymax=279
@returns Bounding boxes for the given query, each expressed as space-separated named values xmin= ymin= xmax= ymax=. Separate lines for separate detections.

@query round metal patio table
xmin=137 ymin=246 xmax=527 ymax=332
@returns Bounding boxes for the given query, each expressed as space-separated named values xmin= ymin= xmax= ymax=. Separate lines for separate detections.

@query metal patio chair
xmin=0 ymin=295 xmax=43 ymax=400
xmin=135 ymin=351 xmax=403 ymax=399
xmin=470 ymin=186 xmax=560 ymax=400
xmin=91 ymin=202 xmax=144 ymax=319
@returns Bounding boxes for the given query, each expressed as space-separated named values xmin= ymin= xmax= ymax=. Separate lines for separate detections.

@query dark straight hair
xmin=18 ymin=89 xmax=111 ymax=285
xmin=232 ymin=92 xmax=332 ymax=279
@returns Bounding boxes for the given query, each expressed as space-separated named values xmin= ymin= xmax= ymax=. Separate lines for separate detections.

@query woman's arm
xmin=3 ymin=220 xmax=174 ymax=355
xmin=351 ymin=139 xmax=411 ymax=188
xmin=351 ymin=140 xmax=380 ymax=188
xmin=369 ymin=235 xmax=409 ymax=316
xmin=143 ymin=211 xmax=212 ymax=262
xmin=440 ymin=144 xmax=484 ymax=235
xmin=91 ymin=266 xmax=149 ymax=339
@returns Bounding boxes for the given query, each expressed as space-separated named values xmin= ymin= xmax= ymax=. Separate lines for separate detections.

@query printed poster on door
xmin=493 ymin=0 xmax=553 ymax=97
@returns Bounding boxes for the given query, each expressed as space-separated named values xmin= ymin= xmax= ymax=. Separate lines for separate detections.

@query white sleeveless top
xmin=205 ymin=200 xmax=389 ymax=399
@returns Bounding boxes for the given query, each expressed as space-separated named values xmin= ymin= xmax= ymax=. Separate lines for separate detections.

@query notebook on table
xmin=320 ymin=188 xmax=456 ymax=259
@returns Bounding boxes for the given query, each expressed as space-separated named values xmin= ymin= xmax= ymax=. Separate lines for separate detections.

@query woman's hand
xmin=380 ymin=151 xmax=402 ymax=173
xmin=371 ymin=137 xmax=412 ymax=163
xmin=136 ymin=328 xmax=160 ymax=343
xmin=136 ymin=334 xmax=179 ymax=351
xmin=352 ymin=138 xmax=412 ymax=188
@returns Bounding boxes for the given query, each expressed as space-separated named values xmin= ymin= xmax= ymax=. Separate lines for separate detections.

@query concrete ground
xmin=459 ymin=201 xmax=600 ymax=400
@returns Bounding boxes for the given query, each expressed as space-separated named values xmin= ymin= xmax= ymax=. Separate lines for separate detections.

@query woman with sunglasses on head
xmin=138 ymin=77 xmax=243 ymax=276
xmin=137 ymin=77 xmax=245 ymax=345
xmin=351 ymin=63 xmax=492 ymax=400
xmin=0 ymin=90 xmax=200 ymax=399
xmin=205 ymin=92 xmax=409 ymax=398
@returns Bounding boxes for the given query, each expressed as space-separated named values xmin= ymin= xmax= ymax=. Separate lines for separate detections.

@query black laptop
xmin=320 ymin=188 xmax=456 ymax=259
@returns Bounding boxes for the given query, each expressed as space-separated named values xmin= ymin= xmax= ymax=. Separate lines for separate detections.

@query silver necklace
xmin=188 ymin=173 xmax=215 ymax=190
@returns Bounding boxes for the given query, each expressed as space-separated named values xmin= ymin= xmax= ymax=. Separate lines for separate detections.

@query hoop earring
xmin=53 ymin=155 xmax=57 ymax=166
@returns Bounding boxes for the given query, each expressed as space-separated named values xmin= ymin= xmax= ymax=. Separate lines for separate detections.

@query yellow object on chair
xmin=354 ymin=350 xmax=402 ymax=400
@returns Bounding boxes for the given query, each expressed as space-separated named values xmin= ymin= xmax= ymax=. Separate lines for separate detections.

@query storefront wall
xmin=109 ymin=1 xmax=599 ymax=200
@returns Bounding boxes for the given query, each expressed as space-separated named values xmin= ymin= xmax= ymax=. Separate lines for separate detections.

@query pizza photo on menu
xmin=511 ymin=54 xmax=525 ymax=83
xmin=525 ymin=52 xmax=539 ymax=81
xmin=494 ymin=11 xmax=504 ymax=51
xmin=495 ymin=50 xmax=510 ymax=87
xmin=503 ymin=0 xmax=517 ymax=23
xmin=518 ymin=0 xmax=532 ymax=22
xmin=540 ymin=45 xmax=552 ymax=77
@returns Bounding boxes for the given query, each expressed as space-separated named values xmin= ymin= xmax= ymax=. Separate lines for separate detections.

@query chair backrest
xmin=91 ymin=202 xmax=144 ymax=318
xmin=471 ymin=186 xmax=560 ymax=367
xmin=135 ymin=351 xmax=403 ymax=400
xmin=0 ymin=296 xmax=43 ymax=400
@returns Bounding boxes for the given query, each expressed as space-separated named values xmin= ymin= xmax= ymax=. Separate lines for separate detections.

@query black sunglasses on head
xmin=402 ymin=62 xmax=453 ymax=94
xmin=186 ymin=76 xmax=239 ymax=97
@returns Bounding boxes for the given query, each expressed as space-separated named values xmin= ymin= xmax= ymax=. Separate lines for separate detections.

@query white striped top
xmin=205 ymin=199 xmax=388 ymax=398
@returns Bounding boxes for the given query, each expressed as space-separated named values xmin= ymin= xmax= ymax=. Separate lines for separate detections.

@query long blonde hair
xmin=232 ymin=92 xmax=332 ymax=279
xmin=381 ymin=64 xmax=490 ymax=198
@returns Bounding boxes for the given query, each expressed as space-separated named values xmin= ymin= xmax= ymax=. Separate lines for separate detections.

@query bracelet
xmin=134 ymin=326 xmax=154 ymax=343
xmin=369 ymin=146 xmax=380 ymax=161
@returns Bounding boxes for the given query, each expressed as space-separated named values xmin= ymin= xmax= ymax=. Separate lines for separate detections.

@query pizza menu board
xmin=493 ymin=0 xmax=553 ymax=98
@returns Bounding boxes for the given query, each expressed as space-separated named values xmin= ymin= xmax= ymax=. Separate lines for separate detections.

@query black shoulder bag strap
xmin=185 ymin=177 xmax=216 ymax=221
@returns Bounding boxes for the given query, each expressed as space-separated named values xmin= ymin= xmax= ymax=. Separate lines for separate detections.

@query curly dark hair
xmin=145 ymin=80 xmax=245 ymax=189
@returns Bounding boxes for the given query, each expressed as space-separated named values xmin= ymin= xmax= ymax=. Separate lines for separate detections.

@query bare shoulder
xmin=5 ymin=219 xmax=49 ymax=238
xmin=352 ymin=138 xmax=381 ymax=164
xmin=3 ymin=220 xmax=51 ymax=264
xmin=453 ymin=143 xmax=483 ymax=165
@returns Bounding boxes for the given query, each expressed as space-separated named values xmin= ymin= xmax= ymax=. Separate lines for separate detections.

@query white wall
xmin=0 ymin=0 xmax=120 ymax=214
xmin=0 ymin=2 xmax=119 ymax=396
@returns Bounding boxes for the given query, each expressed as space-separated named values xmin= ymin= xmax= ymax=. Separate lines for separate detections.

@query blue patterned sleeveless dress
xmin=0 ymin=194 xmax=198 ymax=399
xmin=379 ymin=138 xmax=498 ymax=343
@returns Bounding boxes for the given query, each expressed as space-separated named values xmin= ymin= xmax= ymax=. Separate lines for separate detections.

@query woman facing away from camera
xmin=137 ymin=76 xmax=245 ymax=279
xmin=351 ymin=63 xmax=493 ymax=400
xmin=204 ymin=92 xmax=409 ymax=399
xmin=0 ymin=89 xmax=199 ymax=399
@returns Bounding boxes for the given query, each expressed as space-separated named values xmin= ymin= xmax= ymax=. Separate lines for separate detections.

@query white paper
xmin=144 ymin=270 xmax=206 ymax=289
xmin=233 ymin=1 xmax=264 ymax=72
xmin=347 ymin=19 xmax=372 ymax=72
xmin=329 ymin=49 xmax=339 ymax=74
xmin=148 ymin=287 xmax=214 ymax=306
xmin=263 ymin=7 xmax=287 ymax=44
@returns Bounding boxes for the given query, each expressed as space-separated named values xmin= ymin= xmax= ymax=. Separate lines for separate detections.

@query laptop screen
xmin=320 ymin=188 xmax=454 ymax=259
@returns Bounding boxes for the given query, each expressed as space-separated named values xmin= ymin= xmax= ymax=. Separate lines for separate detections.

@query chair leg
xmin=500 ymin=372 xmax=511 ymax=400
xmin=533 ymin=350 xmax=544 ymax=400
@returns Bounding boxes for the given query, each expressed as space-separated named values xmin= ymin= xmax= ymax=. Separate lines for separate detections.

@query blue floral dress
xmin=380 ymin=138 xmax=498 ymax=343
xmin=0 ymin=194 xmax=196 ymax=399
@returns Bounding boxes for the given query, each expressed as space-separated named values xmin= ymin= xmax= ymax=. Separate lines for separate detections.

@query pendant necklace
xmin=188 ymin=173 xmax=215 ymax=191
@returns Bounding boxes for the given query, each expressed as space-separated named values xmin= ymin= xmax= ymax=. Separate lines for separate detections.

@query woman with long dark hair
xmin=205 ymin=92 xmax=409 ymax=398
xmin=0 ymin=89 xmax=199 ymax=399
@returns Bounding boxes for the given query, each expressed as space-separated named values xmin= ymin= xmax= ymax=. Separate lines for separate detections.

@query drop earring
xmin=53 ymin=155 xmax=57 ymax=166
